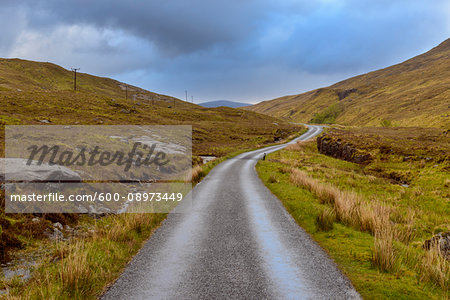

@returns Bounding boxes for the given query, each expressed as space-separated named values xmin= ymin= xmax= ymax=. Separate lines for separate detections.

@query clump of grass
xmin=418 ymin=244 xmax=450 ymax=291
xmin=359 ymin=202 xmax=391 ymax=236
xmin=443 ymin=178 xmax=450 ymax=188
xmin=332 ymin=190 xmax=362 ymax=228
xmin=278 ymin=166 xmax=292 ymax=174
xmin=279 ymin=158 xmax=300 ymax=167
xmin=58 ymin=241 xmax=93 ymax=295
xmin=289 ymin=168 xmax=395 ymax=236
xmin=290 ymin=169 xmax=320 ymax=193
xmin=268 ymin=174 xmax=279 ymax=183
xmin=316 ymin=207 xmax=335 ymax=231
xmin=392 ymin=210 xmax=416 ymax=244
xmin=289 ymin=169 xmax=339 ymax=205
xmin=371 ymin=226 xmax=397 ymax=272
xmin=289 ymin=166 xmax=400 ymax=273
xmin=187 ymin=165 xmax=203 ymax=183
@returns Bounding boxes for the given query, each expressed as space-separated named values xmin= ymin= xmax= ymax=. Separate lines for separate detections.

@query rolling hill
xmin=0 ymin=58 xmax=302 ymax=157
xmin=246 ymin=38 xmax=450 ymax=129
xmin=198 ymin=100 xmax=251 ymax=108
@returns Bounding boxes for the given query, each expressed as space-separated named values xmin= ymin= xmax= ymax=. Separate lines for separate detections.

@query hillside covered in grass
xmin=246 ymin=39 xmax=450 ymax=128
xmin=0 ymin=58 xmax=303 ymax=297
xmin=0 ymin=58 xmax=302 ymax=157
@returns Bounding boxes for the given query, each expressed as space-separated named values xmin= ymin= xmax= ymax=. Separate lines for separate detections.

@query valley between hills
xmin=0 ymin=39 xmax=449 ymax=299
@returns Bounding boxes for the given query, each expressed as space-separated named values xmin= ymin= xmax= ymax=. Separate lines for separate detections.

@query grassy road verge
xmin=3 ymin=213 xmax=166 ymax=299
xmin=256 ymin=129 xmax=449 ymax=299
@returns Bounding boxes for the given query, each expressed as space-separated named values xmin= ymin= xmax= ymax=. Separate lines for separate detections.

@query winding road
xmin=102 ymin=125 xmax=360 ymax=299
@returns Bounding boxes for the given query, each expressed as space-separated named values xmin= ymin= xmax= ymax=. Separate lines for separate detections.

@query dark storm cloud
xmin=19 ymin=0 xmax=274 ymax=56
xmin=2 ymin=0 xmax=449 ymax=102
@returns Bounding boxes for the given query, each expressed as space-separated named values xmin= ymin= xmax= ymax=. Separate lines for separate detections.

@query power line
xmin=71 ymin=68 xmax=80 ymax=91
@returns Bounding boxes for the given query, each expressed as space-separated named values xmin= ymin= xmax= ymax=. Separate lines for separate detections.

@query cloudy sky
xmin=1 ymin=0 xmax=449 ymax=103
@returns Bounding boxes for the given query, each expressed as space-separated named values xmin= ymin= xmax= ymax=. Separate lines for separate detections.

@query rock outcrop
xmin=337 ymin=88 xmax=358 ymax=100
xmin=424 ymin=232 xmax=450 ymax=260
xmin=317 ymin=135 xmax=371 ymax=164
xmin=0 ymin=158 xmax=81 ymax=182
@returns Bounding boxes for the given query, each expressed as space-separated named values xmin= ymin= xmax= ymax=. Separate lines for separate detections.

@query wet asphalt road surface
xmin=102 ymin=125 xmax=361 ymax=300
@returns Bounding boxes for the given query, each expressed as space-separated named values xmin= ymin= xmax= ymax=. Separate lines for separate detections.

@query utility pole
xmin=185 ymin=90 xmax=188 ymax=102
xmin=71 ymin=68 xmax=80 ymax=91
xmin=191 ymin=96 xmax=194 ymax=103
xmin=125 ymin=85 xmax=128 ymax=100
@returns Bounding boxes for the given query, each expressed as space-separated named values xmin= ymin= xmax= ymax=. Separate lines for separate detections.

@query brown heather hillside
xmin=0 ymin=58 xmax=302 ymax=157
xmin=246 ymin=39 xmax=450 ymax=129
xmin=0 ymin=58 xmax=303 ymax=264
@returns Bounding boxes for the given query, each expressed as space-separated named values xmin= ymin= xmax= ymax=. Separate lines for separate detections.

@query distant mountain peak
xmin=198 ymin=100 xmax=251 ymax=108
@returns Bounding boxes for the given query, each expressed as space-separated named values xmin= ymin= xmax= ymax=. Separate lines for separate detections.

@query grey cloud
xmin=20 ymin=0 xmax=275 ymax=56
xmin=0 ymin=6 xmax=28 ymax=54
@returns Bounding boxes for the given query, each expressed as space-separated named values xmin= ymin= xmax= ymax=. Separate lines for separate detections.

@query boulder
xmin=44 ymin=227 xmax=64 ymax=241
xmin=0 ymin=158 xmax=81 ymax=182
xmin=424 ymin=232 xmax=450 ymax=260
xmin=53 ymin=222 xmax=63 ymax=231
